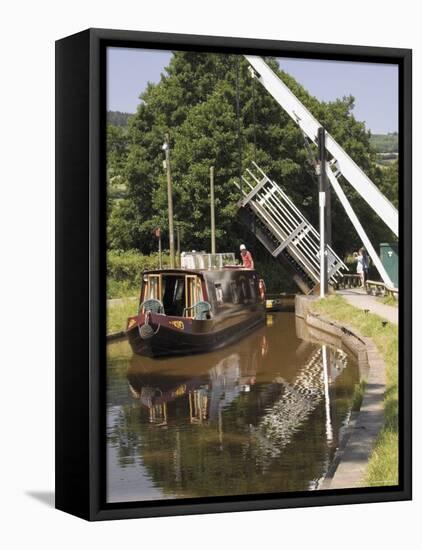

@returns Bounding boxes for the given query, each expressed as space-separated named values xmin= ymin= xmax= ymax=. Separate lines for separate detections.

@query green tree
xmin=107 ymin=123 xmax=129 ymax=201
xmin=378 ymin=159 xmax=399 ymax=208
xmin=107 ymin=52 xmax=398 ymax=260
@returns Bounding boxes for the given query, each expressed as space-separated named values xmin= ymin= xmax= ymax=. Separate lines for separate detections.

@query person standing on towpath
xmin=354 ymin=247 xmax=369 ymax=288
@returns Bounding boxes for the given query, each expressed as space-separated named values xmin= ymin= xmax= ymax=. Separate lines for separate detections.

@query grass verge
xmin=311 ymin=295 xmax=398 ymax=487
xmin=108 ymin=278 xmax=139 ymax=300
xmin=107 ymin=297 xmax=138 ymax=334
xmin=378 ymin=294 xmax=398 ymax=307
xmin=351 ymin=379 xmax=367 ymax=412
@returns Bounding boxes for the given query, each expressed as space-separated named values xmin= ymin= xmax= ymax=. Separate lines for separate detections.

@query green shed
xmin=380 ymin=242 xmax=399 ymax=288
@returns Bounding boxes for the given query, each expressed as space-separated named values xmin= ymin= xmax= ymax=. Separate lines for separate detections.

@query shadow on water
xmin=106 ymin=313 xmax=360 ymax=503
xmin=26 ymin=491 xmax=55 ymax=508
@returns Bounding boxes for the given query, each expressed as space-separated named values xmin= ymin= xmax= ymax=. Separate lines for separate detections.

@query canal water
xmin=106 ymin=313 xmax=359 ymax=503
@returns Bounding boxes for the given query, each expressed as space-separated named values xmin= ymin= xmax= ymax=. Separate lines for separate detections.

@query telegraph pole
xmin=156 ymin=228 xmax=162 ymax=269
xmin=210 ymin=166 xmax=216 ymax=255
xmin=318 ymin=127 xmax=328 ymax=297
xmin=176 ymin=223 xmax=181 ymax=267
xmin=162 ymin=134 xmax=175 ymax=268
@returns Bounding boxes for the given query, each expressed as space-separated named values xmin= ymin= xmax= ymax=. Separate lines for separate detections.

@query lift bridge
xmin=235 ymin=55 xmax=399 ymax=294
xmin=235 ymin=163 xmax=347 ymax=294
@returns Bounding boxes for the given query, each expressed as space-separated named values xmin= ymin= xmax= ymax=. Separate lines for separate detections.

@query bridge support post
xmin=210 ymin=166 xmax=216 ymax=255
xmin=318 ymin=127 xmax=329 ymax=297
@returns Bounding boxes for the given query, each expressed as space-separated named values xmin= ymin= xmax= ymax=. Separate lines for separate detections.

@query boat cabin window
xmin=185 ymin=275 xmax=203 ymax=315
xmin=249 ymin=278 xmax=256 ymax=300
xmin=146 ymin=274 xmax=161 ymax=301
xmin=236 ymin=274 xmax=258 ymax=304
xmin=214 ymin=283 xmax=224 ymax=304
xmin=144 ymin=273 xmax=203 ymax=317
xmin=239 ymin=276 xmax=248 ymax=302
xmin=162 ymin=275 xmax=186 ymax=316
xmin=230 ymin=281 xmax=240 ymax=304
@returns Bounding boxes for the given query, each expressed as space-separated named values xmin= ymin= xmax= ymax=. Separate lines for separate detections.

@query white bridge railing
xmin=235 ymin=162 xmax=348 ymax=286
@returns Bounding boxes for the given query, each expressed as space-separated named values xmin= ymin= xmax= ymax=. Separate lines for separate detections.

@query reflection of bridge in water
xmin=251 ymin=345 xmax=348 ymax=468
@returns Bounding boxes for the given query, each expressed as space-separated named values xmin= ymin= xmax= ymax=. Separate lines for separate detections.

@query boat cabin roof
xmin=143 ymin=267 xmax=257 ymax=279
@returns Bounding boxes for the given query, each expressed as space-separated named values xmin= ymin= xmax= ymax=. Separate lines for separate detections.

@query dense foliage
xmin=107 ymin=52 xmax=398 ymax=273
xmin=107 ymin=250 xmax=170 ymax=298
xmin=107 ymin=124 xmax=130 ymax=201
xmin=378 ymin=160 xmax=399 ymax=209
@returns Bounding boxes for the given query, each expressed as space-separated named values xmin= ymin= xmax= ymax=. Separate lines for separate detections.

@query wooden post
xmin=163 ymin=134 xmax=175 ymax=268
xmin=158 ymin=232 xmax=162 ymax=269
xmin=154 ymin=227 xmax=162 ymax=269
xmin=176 ymin=224 xmax=181 ymax=267
xmin=210 ymin=166 xmax=216 ymax=255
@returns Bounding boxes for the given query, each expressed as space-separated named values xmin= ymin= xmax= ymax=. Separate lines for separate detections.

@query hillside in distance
xmin=107 ymin=110 xmax=399 ymax=157
xmin=107 ymin=110 xmax=132 ymax=127
xmin=369 ymin=132 xmax=398 ymax=154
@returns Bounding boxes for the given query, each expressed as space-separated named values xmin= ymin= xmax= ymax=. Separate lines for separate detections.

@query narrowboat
xmin=126 ymin=252 xmax=266 ymax=357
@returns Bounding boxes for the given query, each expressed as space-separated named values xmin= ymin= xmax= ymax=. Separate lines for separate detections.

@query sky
xmin=107 ymin=47 xmax=398 ymax=134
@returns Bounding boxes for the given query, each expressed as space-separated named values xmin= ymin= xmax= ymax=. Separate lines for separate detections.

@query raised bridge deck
xmin=235 ymin=162 xmax=348 ymax=294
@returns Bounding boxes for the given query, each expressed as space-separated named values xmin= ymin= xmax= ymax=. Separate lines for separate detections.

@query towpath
xmin=336 ymin=288 xmax=398 ymax=325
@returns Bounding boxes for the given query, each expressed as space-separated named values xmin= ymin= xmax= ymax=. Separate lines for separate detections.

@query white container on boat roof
xmin=181 ymin=251 xmax=236 ymax=270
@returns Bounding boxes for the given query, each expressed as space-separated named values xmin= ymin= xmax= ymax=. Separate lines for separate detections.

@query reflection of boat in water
xmin=127 ymin=326 xmax=349 ymax=449
xmin=126 ymin=253 xmax=265 ymax=357
xmin=129 ymin=352 xmax=256 ymax=426
xmin=107 ymin=313 xmax=359 ymax=500
xmin=127 ymin=329 xmax=267 ymax=425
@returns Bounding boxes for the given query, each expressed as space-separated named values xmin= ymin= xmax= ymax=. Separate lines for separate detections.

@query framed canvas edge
xmin=56 ymin=27 xmax=412 ymax=522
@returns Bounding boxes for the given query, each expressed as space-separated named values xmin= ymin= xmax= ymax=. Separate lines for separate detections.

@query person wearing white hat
xmin=240 ymin=244 xmax=254 ymax=269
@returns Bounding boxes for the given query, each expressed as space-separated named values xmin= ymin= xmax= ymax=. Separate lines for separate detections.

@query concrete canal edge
xmin=295 ymin=295 xmax=386 ymax=490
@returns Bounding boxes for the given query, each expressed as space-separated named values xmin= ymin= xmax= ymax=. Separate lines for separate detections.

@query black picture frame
xmin=55 ymin=27 xmax=412 ymax=521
